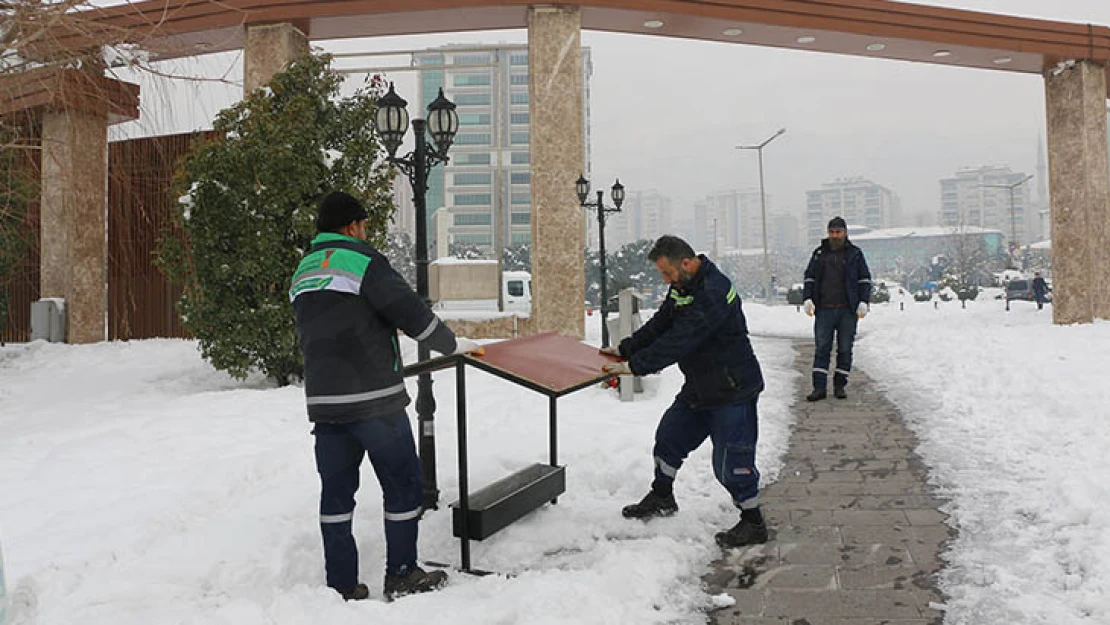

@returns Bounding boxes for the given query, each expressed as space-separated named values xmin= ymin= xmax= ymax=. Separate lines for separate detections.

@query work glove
xmin=598 ymin=345 xmax=622 ymax=358
xmin=453 ymin=338 xmax=485 ymax=356
xmin=856 ymin=302 xmax=869 ymax=319
xmin=803 ymin=299 xmax=815 ymax=316
xmin=602 ymin=361 xmax=633 ymax=376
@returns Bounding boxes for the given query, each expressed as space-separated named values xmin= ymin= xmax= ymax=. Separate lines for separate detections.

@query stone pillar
xmin=40 ymin=109 xmax=108 ymax=343
xmin=244 ymin=22 xmax=310 ymax=93
xmin=528 ymin=6 xmax=585 ymax=338
xmin=1044 ymin=60 xmax=1110 ymax=324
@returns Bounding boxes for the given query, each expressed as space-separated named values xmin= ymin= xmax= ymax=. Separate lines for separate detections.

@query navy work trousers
xmin=651 ymin=396 xmax=761 ymax=509
xmin=812 ymin=306 xmax=858 ymax=390
xmin=313 ymin=412 xmax=423 ymax=591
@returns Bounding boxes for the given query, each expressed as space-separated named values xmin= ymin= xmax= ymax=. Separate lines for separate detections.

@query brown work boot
xmin=383 ymin=566 xmax=448 ymax=601
xmin=337 ymin=583 xmax=369 ymax=601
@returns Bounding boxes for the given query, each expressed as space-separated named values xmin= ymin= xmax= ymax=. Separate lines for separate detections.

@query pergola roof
xmin=42 ymin=1 xmax=1110 ymax=78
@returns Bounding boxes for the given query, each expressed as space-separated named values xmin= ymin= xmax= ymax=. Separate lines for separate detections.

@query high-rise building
xmin=692 ymin=189 xmax=768 ymax=253
xmin=593 ymin=189 xmax=673 ymax=249
xmin=413 ymin=44 xmax=592 ymax=257
xmin=805 ymin=177 xmax=900 ymax=245
xmin=938 ymin=165 xmax=1031 ymax=245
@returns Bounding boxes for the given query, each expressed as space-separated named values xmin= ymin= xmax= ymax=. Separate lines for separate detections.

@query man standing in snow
xmin=600 ymin=235 xmax=768 ymax=549
xmin=1032 ymin=271 xmax=1050 ymax=310
xmin=290 ymin=191 xmax=481 ymax=601
xmin=801 ymin=216 xmax=873 ymax=401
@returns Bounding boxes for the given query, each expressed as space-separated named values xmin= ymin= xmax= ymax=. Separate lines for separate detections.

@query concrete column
xmin=244 ymin=23 xmax=309 ymax=93
xmin=528 ymin=6 xmax=585 ymax=338
xmin=40 ymin=109 xmax=108 ymax=343
xmin=1044 ymin=60 xmax=1110 ymax=324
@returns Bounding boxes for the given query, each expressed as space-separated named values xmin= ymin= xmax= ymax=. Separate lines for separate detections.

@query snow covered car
xmin=1005 ymin=279 xmax=1051 ymax=303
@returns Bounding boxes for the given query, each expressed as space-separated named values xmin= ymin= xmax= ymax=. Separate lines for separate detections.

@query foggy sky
xmin=110 ymin=1 xmax=1110 ymax=227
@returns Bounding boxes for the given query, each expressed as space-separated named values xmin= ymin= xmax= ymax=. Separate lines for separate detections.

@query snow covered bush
xmin=157 ymin=53 xmax=395 ymax=383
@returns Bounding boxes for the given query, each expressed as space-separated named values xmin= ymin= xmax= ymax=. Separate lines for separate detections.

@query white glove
xmin=453 ymin=338 xmax=484 ymax=356
xmin=602 ymin=361 xmax=633 ymax=375
xmin=599 ymin=346 xmax=621 ymax=358
xmin=856 ymin=302 xmax=869 ymax=319
xmin=803 ymin=299 xmax=815 ymax=316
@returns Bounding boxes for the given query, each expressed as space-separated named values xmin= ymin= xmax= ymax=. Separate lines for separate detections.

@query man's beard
xmin=675 ymin=268 xmax=694 ymax=288
xmin=828 ymin=238 xmax=846 ymax=250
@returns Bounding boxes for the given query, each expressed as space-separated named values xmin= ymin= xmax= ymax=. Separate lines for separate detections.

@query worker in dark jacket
xmin=601 ymin=235 xmax=767 ymax=549
xmin=1032 ymin=271 xmax=1050 ymax=310
xmin=801 ymin=216 xmax=872 ymax=401
xmin=290 ymin=191 xmax=480 ymax=601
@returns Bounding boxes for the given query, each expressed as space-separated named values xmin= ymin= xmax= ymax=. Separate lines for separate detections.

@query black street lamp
xmin=374 ymin=82 xmax=458 ymax=509
xmin=577 ymin=175 xmax=625 ymax=348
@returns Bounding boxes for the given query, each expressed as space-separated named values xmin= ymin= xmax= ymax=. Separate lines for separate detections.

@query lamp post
xmin=983 ymin=174 xmax=1033 ymax=267
xmin=576 ymin=175 xmax=625 ymax=348
xmin=736 ymin=128 xmax=786 ymax=303
xmin=373 ymin=82 xmax=459 ymax=509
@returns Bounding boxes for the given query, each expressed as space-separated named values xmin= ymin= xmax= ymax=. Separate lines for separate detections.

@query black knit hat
xmin=316 ymin=191 xmax=369 ymax=233
xmin=827 ymin=216 xmax=847 ymax=231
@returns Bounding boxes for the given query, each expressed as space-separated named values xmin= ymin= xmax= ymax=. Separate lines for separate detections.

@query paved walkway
xmin=705 ymin=341 xmax=952 ymax=625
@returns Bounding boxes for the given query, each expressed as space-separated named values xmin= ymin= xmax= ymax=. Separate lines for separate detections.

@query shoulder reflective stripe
xmin=383 ymin=507 xmax=422 ymax=522
xmin=293 ymin=247 xmax=370 ymax=281
xmin=669 ymin=292 xmax=694 ymax=306
xmin=306 ymin=382 xmax=407 ymax=406
xmin=289 ymin=273 xmax=363 ymax=301
xmin=726 ymin=286 xmax=737 ymax=304
xmin=320 ymin=512 xmax=354 ymax=523
xmin=414 ymin=317 xmax=439 ymax=341
xmin=297 ymin=268 xmax=364 ymax=284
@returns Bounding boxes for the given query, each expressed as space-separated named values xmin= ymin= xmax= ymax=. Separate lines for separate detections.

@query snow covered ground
xmin=2 ymin=295 xmax=1108 ymax=624
xmin=747 ymin=295 xmax=1110 ymax=625
xmin=0 ymin=318 xmax=798 ymax=625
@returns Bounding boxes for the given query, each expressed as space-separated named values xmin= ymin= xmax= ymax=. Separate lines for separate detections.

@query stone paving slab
xmin=706 ymin=342 xmax=951 ymax=625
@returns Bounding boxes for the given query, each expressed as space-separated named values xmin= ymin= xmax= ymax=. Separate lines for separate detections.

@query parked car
xmin=1005 ymin=279 xmax=1051 ymax=303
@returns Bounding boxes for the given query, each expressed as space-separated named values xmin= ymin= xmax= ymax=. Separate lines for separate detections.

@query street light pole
xmin=374 ymin=83 xmax=459 ymax=510
xmin=983 ymin=174 xmax=1033 ymax=268
xmin=737 ymin=128 xmax=786 ymax=303
xmin=577 ymin=175 xmax=625 ymax=348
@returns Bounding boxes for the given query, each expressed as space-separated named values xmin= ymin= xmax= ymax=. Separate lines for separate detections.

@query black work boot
xmin=805 ymin=388 xmax=827 ymax=402
xmin=833 ymin=373 xmax=848 ymax=399
xmin=337 ymin=583 xmax=369 ymax=601
xmin=621 ymin=489 xmax=678 ymax=520
xmin=383 ymin=566 xmax=448 ymax=601
xmin=833 ymin=386 xmax=847 ymax=399
xmin=715 ymin=508 xmax=769 ymax=548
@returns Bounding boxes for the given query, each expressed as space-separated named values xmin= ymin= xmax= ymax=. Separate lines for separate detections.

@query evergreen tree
xmin=0 ymin=128 xmax=33 ymax=339
xmin=384 ymin=231 xmax=416 ymax=288
xmin=502 ymin=243 xmax=531 ymax=272
xmin=157 ymin=54 xmax=394 ymax=383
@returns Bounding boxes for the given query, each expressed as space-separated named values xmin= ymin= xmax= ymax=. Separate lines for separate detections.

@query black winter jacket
xmin=290 ymin=233 xmax=457 ymax=422
xmin=618 ymin=256 xmax=763 ymax=409
xmin=802 ymin=240 xmax=873 ymax=310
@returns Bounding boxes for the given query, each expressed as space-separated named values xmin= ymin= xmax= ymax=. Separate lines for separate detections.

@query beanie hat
xmin=316 ymin=191 xmax=369 ymax=233
xmin=827 ymin=216 xmax=847 ymax=231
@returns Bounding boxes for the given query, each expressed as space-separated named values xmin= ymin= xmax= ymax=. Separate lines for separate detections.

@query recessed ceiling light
xmin=933 ymin=50 xmax=952 ymax=58
xmin=866 ymin=43 xmax=886 ymax=51
xmin=644 ymin=20 xmax=664 ymax=29
xmin=796 ymin=36 xmax=816 ymax=44
xmin=993 ymin=56 xmax=1013 ymax=65
xmin=723 ymin=28 xmax=743 ymax=37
